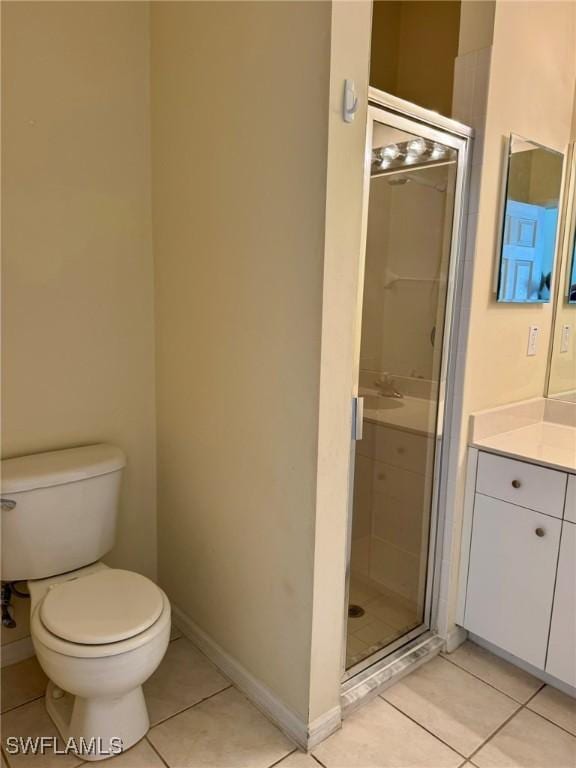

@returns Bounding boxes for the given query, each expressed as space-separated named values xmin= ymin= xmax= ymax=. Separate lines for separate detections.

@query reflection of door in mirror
xmin=547 ymin=143 xmax=576 ymax=402
xmin=501 ymin=202 xmax=557 ymax=302
xmin=497 ymin=135 xmax=564 ymax=304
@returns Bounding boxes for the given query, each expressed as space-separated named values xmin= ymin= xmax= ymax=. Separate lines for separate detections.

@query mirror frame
xmin=496 ymin=134 xmax=565 ymax=304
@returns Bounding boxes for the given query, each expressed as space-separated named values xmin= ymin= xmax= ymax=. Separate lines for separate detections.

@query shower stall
xmin=343 ymin=90 xmax=471 ymax=697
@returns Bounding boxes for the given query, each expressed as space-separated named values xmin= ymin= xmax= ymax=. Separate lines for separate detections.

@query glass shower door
xmin=345 ymin=107 xmax=463 ymax=674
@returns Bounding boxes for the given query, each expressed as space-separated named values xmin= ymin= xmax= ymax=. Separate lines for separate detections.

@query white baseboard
xmin=172 ymin=604 xmax=341 ymax=750
xmin=306 ymin=705 xmax=342 ymax=750
xmin=443 ymin=624 xmax=468 ymax=654
xmin=1 ymin=635 xmax=35 ymax=667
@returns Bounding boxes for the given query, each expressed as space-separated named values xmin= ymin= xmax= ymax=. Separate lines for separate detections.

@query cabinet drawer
xmin=464 ymin=494 xmax=561 ymax=669
xmin=476 ymin=451 xmax=566 ymax=518
xmin=565 ymin=475 xmax=576 ymax=524
xmin=373 ymin=425 xmax=433 ymax=474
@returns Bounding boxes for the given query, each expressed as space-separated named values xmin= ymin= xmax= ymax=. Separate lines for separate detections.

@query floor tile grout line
xmin=378 ymin=696 xmax=468 ymax=760
xmin=144 ymin=734 xmax=171 ymax=768
xmin=0 ymin=691 xmax=46 ymax=715
xmin=436 ymin=654 xmax=527 ymax=706
xmin=267 ymin=747 xmax=298 ymax=767
xmin=439 ymin=653 xmax=541 ymax=705
xmin=162 ymin=633 xmax=304 ymax=752
xmin=524 ymin=708 xmax=576 ymax=739
xmin=465 ymin=683 xmax=545 ymax=764
xmin=310 ymin=751 xmax=328 ymax=768
xmin=148 ymin=683 xmax=234 ymax=730
xmin=440 ymin=657 xmax=576 ymax=740
xmin=523 ymin=694 xmax=576 ymax=739
xmin=169 ymin=633 xmax=238 ymax=692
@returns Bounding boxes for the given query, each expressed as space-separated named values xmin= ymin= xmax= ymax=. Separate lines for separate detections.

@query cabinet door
xmin=546 ymin=521 xmax=576 ymax=686
xmin=464 ymin=494 xmax=561 ymax=669
xmin=565 ymin=475 xmax=576 ymax=524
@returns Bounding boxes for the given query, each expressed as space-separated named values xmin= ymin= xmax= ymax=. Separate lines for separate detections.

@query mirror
xmin=547 ymin=144 xmax=576 ymax=402
xmin=497 ymin=135 xmax=564 ymax=303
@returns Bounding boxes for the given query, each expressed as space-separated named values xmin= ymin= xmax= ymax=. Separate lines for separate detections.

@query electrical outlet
xmin=527 ymin=325 xmax=539 ymax=356
xmin=560 ymin=324 xmax=571 ymax=354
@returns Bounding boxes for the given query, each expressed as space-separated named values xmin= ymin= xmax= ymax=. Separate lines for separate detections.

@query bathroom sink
xmin=363 ymin=395 xmax=404 ymax=410
xmin=377 ymin=398 xmax=404 ymax=410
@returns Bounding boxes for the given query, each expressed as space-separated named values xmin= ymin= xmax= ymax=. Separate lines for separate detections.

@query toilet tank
xmin=1 ymin=445 xmax=126 ymax=582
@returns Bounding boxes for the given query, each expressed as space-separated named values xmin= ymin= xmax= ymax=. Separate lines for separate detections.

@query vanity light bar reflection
xmin=371 ymin=139 xmax=457 ymax=177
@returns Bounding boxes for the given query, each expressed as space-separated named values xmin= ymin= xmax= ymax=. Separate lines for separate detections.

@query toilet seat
xmin=31 ymin=566 xmax=171 ymax=659
xmin=40 ymin=569 xmax=163 ymax=645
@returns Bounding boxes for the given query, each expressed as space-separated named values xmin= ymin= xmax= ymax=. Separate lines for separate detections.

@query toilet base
xmin=46 ymin=681 xmax=150 ymax=761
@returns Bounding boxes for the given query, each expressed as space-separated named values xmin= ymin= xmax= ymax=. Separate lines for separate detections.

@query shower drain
xmin=348 ymin=604 xmax=365 ymax=619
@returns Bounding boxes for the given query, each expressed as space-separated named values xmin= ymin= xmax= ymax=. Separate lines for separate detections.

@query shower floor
xmin=346 ymin=575 xmax=422 ymax=669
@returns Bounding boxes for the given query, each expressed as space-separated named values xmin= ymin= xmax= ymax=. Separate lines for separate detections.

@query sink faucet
xmin=375 ymin=373 xmax=403 ymax=399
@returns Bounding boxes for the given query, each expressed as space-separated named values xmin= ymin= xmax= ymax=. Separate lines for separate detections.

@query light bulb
xmin=431 ymin=143 xmax=446 ymax=160
xmin=382 ymin=143 xmax=400 ymax=160
xmin=407 ymin=137 xmax=426 ymax=157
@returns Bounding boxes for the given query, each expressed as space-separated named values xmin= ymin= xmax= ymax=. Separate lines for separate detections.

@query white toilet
xmin=1 ymin=444 xmax=171 ymax=761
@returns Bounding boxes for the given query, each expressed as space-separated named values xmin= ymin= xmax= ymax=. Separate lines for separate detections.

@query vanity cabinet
xmin=465 ymin=494 xmax=561 ymax=668
xmin=546 ymin=521 xmax=576 ymax=686
xmin=565 ymin=475 xmax=576 ymax=524
xmin=461 ymin=449 xmax=575 ymax=686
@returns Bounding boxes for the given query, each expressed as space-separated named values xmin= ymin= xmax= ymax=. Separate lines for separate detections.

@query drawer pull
xmin=535 ymin=527 xmax=546 ymax=538
xmin=511 ymin=479 xmax=522 ymax=489
xmin=0 ymin=499 xmax=16 ymax=512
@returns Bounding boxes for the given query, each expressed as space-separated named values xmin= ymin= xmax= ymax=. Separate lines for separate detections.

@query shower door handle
xmin=352 ymin=397 xmax=364 ymax=441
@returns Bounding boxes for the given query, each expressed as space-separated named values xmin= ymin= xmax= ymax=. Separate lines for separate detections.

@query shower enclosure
xmin=344 ymin=90 xmax=471 ymax=687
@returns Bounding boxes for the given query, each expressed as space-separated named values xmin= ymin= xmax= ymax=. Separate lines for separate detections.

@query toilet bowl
xmin=29 ymin=563 xmax=171 ymax=760
xmin=1 ymin=445 xmax=172 ymax=761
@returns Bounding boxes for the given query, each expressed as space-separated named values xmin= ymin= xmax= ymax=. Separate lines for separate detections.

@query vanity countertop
xmin=472 ymin=421 xmax=576 ymax=473
xmin=364 ymin=396 xmax=436 ymax=437
xmin=469 ymin=398 xmax=576 ymax=474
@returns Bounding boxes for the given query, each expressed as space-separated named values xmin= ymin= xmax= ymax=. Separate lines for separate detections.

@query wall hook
xmin=343 ymin=79 xmax=359 ymax=123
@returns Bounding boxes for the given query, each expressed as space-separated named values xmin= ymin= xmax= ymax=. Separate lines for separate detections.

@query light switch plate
xmin=527 ymin=325 xmax=539 ymax=356
xmin=560 ymin=324 xmax=571 ymax=354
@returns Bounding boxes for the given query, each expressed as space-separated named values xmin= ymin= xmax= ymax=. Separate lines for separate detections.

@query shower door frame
xmin=342 ymin=88 xmax=472 ymax=684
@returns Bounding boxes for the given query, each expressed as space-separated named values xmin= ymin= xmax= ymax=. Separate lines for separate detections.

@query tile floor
xmin=1 ymin=632 xmax=575 ymax=768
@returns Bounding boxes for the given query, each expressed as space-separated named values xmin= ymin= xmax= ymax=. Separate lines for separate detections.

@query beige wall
xmin=1 ymin=2 xmax=157 ymax=642
xmin=371 ymin=0 xmax=461 ymax=117
xmin=463 ymin=0 xmax=575 ymax=413
xmin=151 ymin=1 xmax=332 ymax=722
xmin=458 ymin=0 xmax=495 ymax=55
xmin=308 ymin=0 xmax=372 ymax=721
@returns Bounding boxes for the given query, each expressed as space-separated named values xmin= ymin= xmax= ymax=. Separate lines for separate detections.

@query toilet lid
xmin=40 ymin=569 xmax=164 ymax=645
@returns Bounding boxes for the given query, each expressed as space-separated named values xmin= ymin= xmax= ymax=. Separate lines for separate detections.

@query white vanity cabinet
xmin=461 ymin=449 xmax=575 ymax=687
xmin=465 ymin=494 xmax=561 ymax=668
xmin=546 ymin=521 xmax=576 ymax=686
xmin=565 ymin=475 xmax=576 ymax=524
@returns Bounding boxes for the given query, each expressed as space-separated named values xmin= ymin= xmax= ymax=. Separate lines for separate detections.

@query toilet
xmin=1 ymin=444 xmax=171 ymax=761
